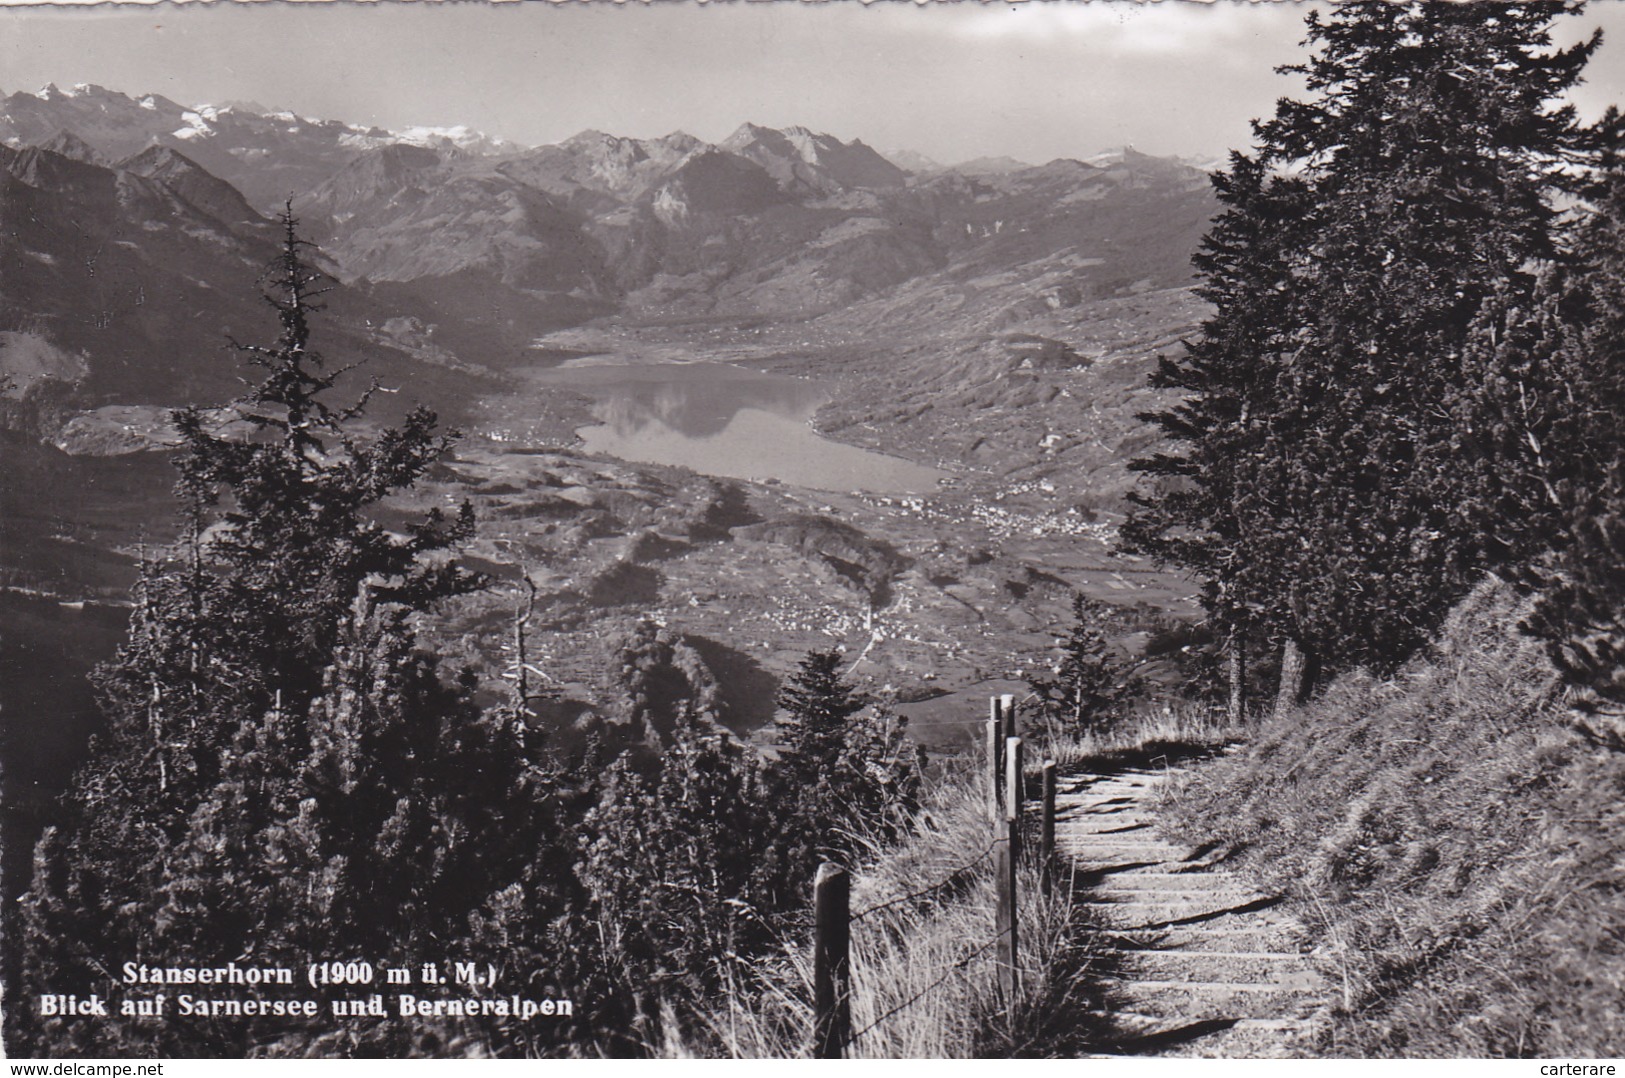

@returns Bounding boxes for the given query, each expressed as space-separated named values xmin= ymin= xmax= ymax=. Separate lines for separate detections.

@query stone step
xmin=1095 ymin=891 xmax=1264 ymax=904
xmin=1081 ymin=902 xmax=1287 ymax=928
xmin=1071 ymin=785 xmax=1153 ymax=794
xmin=1094 ymin=879 xmax=1260 ymax=895
xmin=1089 ymin=871 xmax=1234 ymax=880
xmin=1085 ymin=1012 xmax=1322 ymax=1048
xmin=1094 ymin=914 xmax=1299 ymax=935
xmin=1070 ymin=785 xmax=1143 ymax=793
xmin=1064 ymin=853 xmax=1240 ymax=870
xmin=1117 ymin=950 xmax=1309 ymax=964
xmin=1058 ymin=847 xmax=1189 ymax=859
xmin=1055 ymin=800 xmax=1154 ymax=810
xmin=1113 ymin=952 xmax=1316 ymax=983
xmin=1103 ymin=926 xmax=1313 ymax=953
xmin=1062 ymin=855 xmax=1193 ymax=869
xmin=1062 ymin=853 xmax=1199 ymax=868
xmin=1068 ymin=859 xmax=1193 ymax=873
xmin=1057 ymin=823 xmax=1158 ymax=836
xmin=1060 ymin=845 xmax=1182 ymax=857
xmin=1090 ymin=897 xmax=1268 ymax=916
xmin=1061 ymin=801 xmax=1142 ymax=812
xmin=1059 ymin=780 xmax=1150 ymax=790
xmin=1087 ymin=889 xmax=1265 ymax=907
xmin=1098 ymin=977 xmax=1324 ymax=995
xmin=1089 ymin=1012 xmax=1320 ymax=1032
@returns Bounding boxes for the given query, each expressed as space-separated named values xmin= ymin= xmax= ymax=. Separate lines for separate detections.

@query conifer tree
xmin=1027 ymin=592 xmax=1142 ymax=729
xmin=1525 ymin=465 xmax=1625 ymax=744
xmin=1128 ymin=2 xmax=1600 ymax=700
xmin=10 ymin=209 xmax=534 ymax=1057
xmin=759 ymin=651 xmax=920 ymax=898
xmin=774 ymin=649 xmax=866 ymax=786
xmin=1123 ymin=153 xmax=1312 ymax=715
xmin=1519 ymin=114 xmax=1625 ymax=743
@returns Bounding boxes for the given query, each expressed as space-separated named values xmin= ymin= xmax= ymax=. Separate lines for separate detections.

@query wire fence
xmin=846 ymin=934 xmax=1001 ymax=1045
xmin=811 ymin=695 xmax=1059 ymax=1058
xmin=849 ymin=839 xmax=1000 ymax=923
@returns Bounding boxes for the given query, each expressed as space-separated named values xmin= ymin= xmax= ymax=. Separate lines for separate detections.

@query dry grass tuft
xmin=1037 ymin=697 xmax=1242 ymax=773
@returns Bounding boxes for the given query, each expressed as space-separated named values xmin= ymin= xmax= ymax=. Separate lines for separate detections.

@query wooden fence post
xmin=813 ymin=863 xmax=851 ymax=1058
xmin=998 ymin=736 xmax=1024 ymax=1007
xmin=987 ymin=700 xmax=1003 ymax=823
xmin=994 ymin=828 xmax=1018 ymax=1007
xmin=1040 ymin=759 xmax=1056 ymax=897
xmin=1005 ymin=735 xmax=1024 ymax=826
xmin=1001 ymin=692 xmax=1017 ymax=743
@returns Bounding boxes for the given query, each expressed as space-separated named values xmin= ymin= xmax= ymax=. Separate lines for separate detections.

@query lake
xmin=528 ymin=359 xmax=948 ymax=493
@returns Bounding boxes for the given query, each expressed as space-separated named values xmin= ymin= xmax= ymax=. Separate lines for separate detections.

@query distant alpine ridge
xmin=0 ymin=82 xmax=1217 ymax=436
xmin=3 ymin=83 xmax=965 ymax=207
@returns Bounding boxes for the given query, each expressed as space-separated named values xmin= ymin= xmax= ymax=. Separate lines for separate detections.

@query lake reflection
xmin=531 ymin=361 xmax=946 ymax=493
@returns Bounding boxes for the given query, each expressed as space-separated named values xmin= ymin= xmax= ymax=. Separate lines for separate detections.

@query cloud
xmin=939 ymin=1 xmax=1306 ymax=56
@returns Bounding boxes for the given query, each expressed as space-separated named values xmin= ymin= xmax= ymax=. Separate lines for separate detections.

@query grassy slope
xmin=1158 ymin=578 xmax=1625 ymax=1057
xmin=662 ymin=754 xmax=1105 ymax=1058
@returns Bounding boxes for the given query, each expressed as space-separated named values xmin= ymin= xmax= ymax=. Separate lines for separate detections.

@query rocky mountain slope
xmin=297 ymin=125 xmax=1211 ymax=326
xmin=720 ymin=122 xmax=907 ymax=194
xmin=0 ymin=139 xmax=488 ymax=442
xmin=0 ymin=83 xmax=506 ymax=208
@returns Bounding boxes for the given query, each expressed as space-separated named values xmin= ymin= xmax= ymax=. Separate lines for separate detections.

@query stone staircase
xmin=1054 ymin=764 xmax=1331 ymax=1057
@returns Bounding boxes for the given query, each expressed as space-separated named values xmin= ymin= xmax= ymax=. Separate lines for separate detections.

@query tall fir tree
xmin=10 ymin=209 xmax=550 ymax=1057
xmin=1128 ymin=2 xmax=1600 ymax=702
xmin=758 ymin=650 xmax=920 ymax=901
xmin=1027 ymin=592 xmax=1143 ymax=729
xmin=1518 ymin=112 xmax=1625 ymax=744
xmin=1123 ymin=154 xmax=1311 ymax=714
xmin=773 ymin=649 xmax=866 ymax=786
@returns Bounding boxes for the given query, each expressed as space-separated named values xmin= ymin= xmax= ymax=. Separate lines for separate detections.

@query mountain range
xmin=0 ymin=83 xmax=1217 ymax=445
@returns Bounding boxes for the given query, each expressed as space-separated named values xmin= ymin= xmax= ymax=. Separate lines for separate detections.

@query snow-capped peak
xmin=393 ymin=124 xmax=510 ymax=152
xmin=174 ymin=107 xmax=219 ymax=141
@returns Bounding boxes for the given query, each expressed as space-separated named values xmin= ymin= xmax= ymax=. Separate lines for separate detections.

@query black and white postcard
xmin=3 ymin=0 xmax=1625 ymax=1062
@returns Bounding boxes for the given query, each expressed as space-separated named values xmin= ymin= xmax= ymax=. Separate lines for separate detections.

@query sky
xmin=4 ymin=1 xmax=1625 ymax=166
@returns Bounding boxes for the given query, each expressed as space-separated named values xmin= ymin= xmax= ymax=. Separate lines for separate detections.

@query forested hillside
xmin=1122 ymin=0 xmax=1625 ymax=1056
